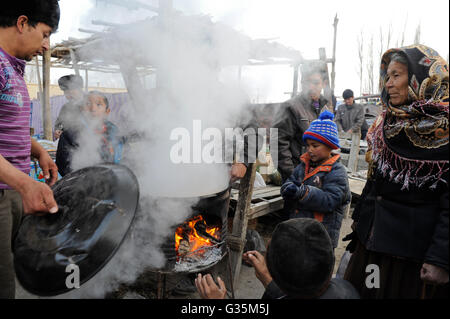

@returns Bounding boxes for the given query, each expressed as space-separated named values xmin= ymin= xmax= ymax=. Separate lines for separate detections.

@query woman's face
xmin=385 ymin=60 xmax=409 ymax=106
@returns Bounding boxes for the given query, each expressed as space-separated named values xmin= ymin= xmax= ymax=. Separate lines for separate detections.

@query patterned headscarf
xmin=367 ymin=44 xmax=449 ymax=190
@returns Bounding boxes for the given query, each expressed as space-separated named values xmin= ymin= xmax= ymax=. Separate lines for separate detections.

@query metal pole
xmin=42 ymin=45 xmax=52 ymax=140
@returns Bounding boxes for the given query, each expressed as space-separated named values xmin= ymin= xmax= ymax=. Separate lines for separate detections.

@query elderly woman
xmin=343 ymin=44 xmax=449 ymax=299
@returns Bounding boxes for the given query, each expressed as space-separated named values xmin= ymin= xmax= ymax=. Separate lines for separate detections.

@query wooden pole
xmin=347 ymin=131 xmax=361 ymax=173
xmin=331 ymin=14 xmax=339 ymax=93
xmin=42 ymin=46 xmax=52 ymax=140
xmin=34 ymin=56 xmax=44 ymax=130
xmin=228 ymin=163 xmax=257 ymax=290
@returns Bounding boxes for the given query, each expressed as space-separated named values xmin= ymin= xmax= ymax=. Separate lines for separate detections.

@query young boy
xmin=56 ymin=91 xmax=122 ymax=176
xmin=280 ymin=110 xmax=351 ymax=248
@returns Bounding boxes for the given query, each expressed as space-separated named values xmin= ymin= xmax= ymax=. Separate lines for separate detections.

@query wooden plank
xmin=248 ymin=197 xmax=285 ymax=219
xmin=229 ymin=163 xmax=257 ymax=291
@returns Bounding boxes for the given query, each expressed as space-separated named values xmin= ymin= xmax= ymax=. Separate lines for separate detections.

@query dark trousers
xmin=0 ymin=189 xmax=23 ymax=299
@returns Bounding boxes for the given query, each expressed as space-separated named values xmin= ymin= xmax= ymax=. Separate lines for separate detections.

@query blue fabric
xmin=303 ymin=110 xmax=340 ymax=149
xmin=282 ymin=158 xmax=351 ymax=248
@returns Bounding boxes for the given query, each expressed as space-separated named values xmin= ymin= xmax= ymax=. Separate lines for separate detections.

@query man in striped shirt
xmin=0 ymin=1 xmax=60 ymax=299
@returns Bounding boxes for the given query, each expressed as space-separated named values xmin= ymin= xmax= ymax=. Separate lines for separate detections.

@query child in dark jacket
xmin=281 ymin=111 xmax=351 ymax=248
xmin=56 ymin=91 xmax=122 ymax=177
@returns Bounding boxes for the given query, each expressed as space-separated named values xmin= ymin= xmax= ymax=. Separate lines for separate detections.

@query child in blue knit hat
xmin=280 ymin=111 xmax=351 ymax=248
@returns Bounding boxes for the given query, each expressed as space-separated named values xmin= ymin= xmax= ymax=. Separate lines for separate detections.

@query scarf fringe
xmin=368 ymin=108 xmax=449 ymax=190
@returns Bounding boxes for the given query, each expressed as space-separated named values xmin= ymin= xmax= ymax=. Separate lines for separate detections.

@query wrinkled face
xmin=18 ymin=17 xmax=52 ymax=61
xmin=344 ymin=97 xmax=354 ymax=106
xmin=63 ymin=89 xmax=84 ymax=102
xmin=86 ymin=94 xmax=109 ymax=118
xmin=303 ymin=73 xmax=324 ymax=101
xmin=306 ymin=139 xmax=333 ymax=163
xmin=386 ymin=61 xmax=409 ymax=106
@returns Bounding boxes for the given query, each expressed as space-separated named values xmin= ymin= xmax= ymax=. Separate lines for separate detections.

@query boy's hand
xmin=195 ymin=274 xmax=227 ymax=299
xmin=281 ymin=181 xmax=307 ymax=200
xmin=242 ymin=251 xmax=273 ymax=288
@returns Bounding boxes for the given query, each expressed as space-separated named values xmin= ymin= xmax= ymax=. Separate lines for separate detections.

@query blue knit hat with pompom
xmin=302 ymin=111 xmax=340 ymax=150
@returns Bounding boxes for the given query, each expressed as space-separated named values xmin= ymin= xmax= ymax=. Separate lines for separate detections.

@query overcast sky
xmin=52 ymin=0 xmax=449 ymax=102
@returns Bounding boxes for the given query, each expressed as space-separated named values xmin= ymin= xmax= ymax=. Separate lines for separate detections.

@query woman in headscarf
xmin=343 ymin=44 xmax=449 ymax=299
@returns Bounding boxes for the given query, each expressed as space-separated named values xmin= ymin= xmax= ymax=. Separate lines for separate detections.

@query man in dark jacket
xmin=334 ymin=89 xmax=368 ymax=140
xmin=271 ymin=61 xmax=332 ymax=182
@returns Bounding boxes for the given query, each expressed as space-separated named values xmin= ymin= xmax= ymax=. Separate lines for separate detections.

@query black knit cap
xmin=266 ymin=218 xmax=334 ymax=298
xmin=342 ymin=89 xmax=354 ymax=99
xmin=58 ymin=74 xmax=83 ymax=91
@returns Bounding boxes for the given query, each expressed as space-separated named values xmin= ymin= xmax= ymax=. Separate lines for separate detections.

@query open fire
xmin=175 ymin=215 xmax=221 ymax=261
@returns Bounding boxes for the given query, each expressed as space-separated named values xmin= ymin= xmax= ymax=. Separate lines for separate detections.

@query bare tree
xmin=386 ymin=23 xmax=393 ymax=50
xmin=366 ymin=35 xmax=374 ymax=94
xmin=357 ymin=31 xmax=364 ymax=96
xmin=400 ymin=15 xmax=408 ymax=47
xmin=414 ymin=23 xmax=421 ymax=44
xmin=379 ymin=27 xmax=384 ymax=61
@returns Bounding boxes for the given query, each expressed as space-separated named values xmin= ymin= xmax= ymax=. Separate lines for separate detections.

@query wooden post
xmin=291 ymin=64 xmax=299 ymax=98
xmin=85 ymin=69 xmax=89 ymax=92
xmin=319 ymin=48 xmax=333 ymax=107
xmin=347 ymin=131 xmax=361 ymax=173
xmin=42 ymin=46 xmax=52 ymax=140
xmin=331 ymin=14 xmax=339 ymax=93
xmin=228 ymin=163 xmax=257 ymax=290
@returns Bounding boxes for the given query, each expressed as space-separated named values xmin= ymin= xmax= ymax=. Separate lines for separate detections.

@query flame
xmin=175 ymin=215 xmax=220 ymax=257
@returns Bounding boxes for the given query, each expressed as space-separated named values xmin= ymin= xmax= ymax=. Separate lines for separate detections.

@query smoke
xmin=57 ymin=2 xmax=254 ymax=298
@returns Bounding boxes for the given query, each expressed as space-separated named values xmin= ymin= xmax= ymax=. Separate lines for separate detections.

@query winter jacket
xmin=271 ymin=93 xmax=332 ymax=182
xmin=352 ymin=169 xmax=449 ymax=271
xmin=282 ymin=153 xmax=351 ymax=248
xmin=334 ymin=102 xmax=368 ymax=133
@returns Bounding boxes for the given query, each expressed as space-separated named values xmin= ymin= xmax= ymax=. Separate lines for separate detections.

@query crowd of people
xmin=0 ymin=1 xmax=448 ymax=300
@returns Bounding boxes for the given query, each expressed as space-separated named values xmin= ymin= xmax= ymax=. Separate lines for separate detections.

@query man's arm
xmin=0 ymin=154 xmax=58 ymax=215
xmin=271 ymin=104 xmax=296 ymax=181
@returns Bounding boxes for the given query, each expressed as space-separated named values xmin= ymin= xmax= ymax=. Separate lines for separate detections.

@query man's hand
xmin=195 ymin=274 xmax=227 ymax=299
xmin=37 ymin=151 xmax=58 ymax=186
xmin=242 ymin=250 xmax=273 ymax=288
xmin=31 ymin=138 xmax=58 ymax=186
xmin=420 ymin=263 xmax=449 ymax=286
xmin=230 ymin=163 xmax=247 ymax=182
xmin=18 ymin=177 xmax=58 ymax=215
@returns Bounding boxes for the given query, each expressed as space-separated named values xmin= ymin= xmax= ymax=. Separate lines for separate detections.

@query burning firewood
xmin=194 ymin=222 xmax=220 ymax=244
xmin=178 ymin=239 xmax=190 ymax=256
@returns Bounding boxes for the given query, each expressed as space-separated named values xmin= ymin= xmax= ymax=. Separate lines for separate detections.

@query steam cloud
xmin=57 ymin=2 xmax=254 ymax=298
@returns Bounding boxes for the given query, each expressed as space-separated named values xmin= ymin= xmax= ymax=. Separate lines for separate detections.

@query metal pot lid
xmin=14 ymin=164 xmax=139 ymax=296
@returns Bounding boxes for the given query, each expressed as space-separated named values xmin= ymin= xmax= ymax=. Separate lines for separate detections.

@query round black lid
xmin=14 ymin=164 xmax=139 ymax=296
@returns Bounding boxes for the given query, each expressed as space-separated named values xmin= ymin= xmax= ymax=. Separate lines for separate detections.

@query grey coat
xmin=334 ymin=103 xmax=367 ymax=133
